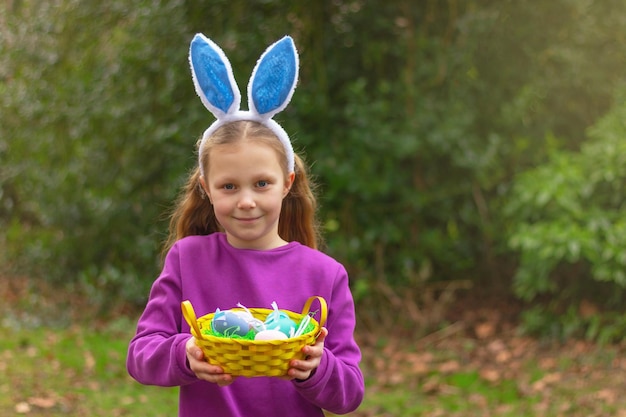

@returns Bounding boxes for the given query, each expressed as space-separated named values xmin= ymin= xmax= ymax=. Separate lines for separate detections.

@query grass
xmin=2 ymin=277 xmax=626 ymax=416
xmin=357 ymin=372 xmax=537 ymax=416
xmin=0 ymin=318 xmax=179 ymax=416
xmin=3 ymin=317 xmax=626 ymax=417
xmin=352 ymin=329 xmax=626 ymax=417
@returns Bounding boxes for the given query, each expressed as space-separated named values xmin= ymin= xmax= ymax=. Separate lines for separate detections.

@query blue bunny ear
xmin=189 ymin=34 xmax=241 ymax=117
xmin=247 ymin=36 xmax=299 ymax=119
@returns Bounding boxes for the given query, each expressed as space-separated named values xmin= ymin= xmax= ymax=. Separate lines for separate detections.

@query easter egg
xmin=232 ymin=311 xmax=265 ymax=332
xmin=254 ymin=329 xmax=288 ymax=341
xmin=264 ymin=311 xmax=296 ymax=337
xmin=211 ymin=310 xmax=251 ymax=337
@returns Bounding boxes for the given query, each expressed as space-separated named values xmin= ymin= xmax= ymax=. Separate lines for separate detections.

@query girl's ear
xmin=199 ymin=176 xmax=212 ymax=202
xmin=283 ymin=172 xmax=296 ymax=198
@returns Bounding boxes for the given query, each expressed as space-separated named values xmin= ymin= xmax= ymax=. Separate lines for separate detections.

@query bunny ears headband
xmin=189 ymin=34 xmax=299 ymax=176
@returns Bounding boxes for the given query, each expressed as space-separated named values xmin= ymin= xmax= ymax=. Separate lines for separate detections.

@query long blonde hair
xmin=163 ymin=121 xmax=321 ymax=257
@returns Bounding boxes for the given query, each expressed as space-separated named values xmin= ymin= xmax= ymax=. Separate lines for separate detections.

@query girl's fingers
xmin=287 ymin=328 xmax=329 ymax=380
xmin=195 ymin=364 xmax=235 ymax=385
xmin=186 ymin=337 xmax=234 ymax=385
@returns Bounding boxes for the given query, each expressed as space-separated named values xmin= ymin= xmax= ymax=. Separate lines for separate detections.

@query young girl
xmin=127 ymin=34 xmax=364 ymax=416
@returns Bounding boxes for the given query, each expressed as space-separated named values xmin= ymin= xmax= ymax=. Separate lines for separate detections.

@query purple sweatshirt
xmin=127 ymin=233 xmax=364 ymax=417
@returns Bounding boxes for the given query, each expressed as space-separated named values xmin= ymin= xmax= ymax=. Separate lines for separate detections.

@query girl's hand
xmin=287 ymin=327 xmax=328 ymax=381
xmin=185 ymin=337 xmax=235 ymax=386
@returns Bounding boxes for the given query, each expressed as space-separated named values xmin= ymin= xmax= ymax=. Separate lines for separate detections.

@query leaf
xmin=479 ymin=368 xmax=501 ymax=383
xmin=84 ymin=350 xmax=96 ymax=373
xmin=531 ymin=372 xmax=562 ymax=392
xmin=29 ymin=396 xmax=57 ymax=409
xmin=474 ymin=322 xmax=496 ymax=339
xmin=14 ymin=402 xmax=31 ymax=413
xmin=438 ymin=360 xmax=460 ymax=374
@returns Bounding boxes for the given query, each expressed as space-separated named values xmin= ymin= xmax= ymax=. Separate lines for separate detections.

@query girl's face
xmin=202 ymin=140 xmax=295 ymax=250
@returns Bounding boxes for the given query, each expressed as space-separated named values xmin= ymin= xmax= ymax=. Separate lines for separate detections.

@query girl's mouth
xmin=235 ymin=216 xmax=260 ymax=222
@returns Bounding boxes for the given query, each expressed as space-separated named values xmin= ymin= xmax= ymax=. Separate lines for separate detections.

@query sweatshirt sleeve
xmin=293 ymin=264 xmax=364 ymax=414
xmin=126 ymin=243 xmax=197 ymax=387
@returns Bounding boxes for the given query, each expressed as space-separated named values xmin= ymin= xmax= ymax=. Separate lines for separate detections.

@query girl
xmin=126 ymin=34 xmax=364 ymax=417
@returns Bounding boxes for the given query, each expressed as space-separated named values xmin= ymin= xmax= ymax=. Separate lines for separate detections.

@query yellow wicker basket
xmin=181 ymin=296 xmax=327 ymax=377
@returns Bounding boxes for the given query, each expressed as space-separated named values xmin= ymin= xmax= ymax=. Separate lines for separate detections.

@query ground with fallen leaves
xmin=353 ymin=296 xmax=626 ymax=417
xmin=358 ymin=330 xmax=626 ymax=416
xmin=2 ymin=276 xmax=626 ymax=416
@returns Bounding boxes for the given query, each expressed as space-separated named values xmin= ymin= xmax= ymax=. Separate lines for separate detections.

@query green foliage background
xmin=2 ymin=0 xmax=626 ymax=337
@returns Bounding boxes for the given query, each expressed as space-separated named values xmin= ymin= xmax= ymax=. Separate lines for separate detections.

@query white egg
xmin=254 ymin=329 xmax=288 ymax=341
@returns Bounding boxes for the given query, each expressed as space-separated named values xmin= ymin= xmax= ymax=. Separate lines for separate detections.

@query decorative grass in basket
xmin=181 ymin=296 xmax=327 ymax=377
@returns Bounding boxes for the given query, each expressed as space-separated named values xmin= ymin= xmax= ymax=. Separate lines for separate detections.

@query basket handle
xmin=301 ymin=296 xmax=327 ymax=333
xmin=181 ymin=300 xmax=202 ymax=338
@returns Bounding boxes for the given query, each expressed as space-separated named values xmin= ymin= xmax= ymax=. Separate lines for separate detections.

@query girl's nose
xmin=237 ymin=192 xmax=256 ymax=209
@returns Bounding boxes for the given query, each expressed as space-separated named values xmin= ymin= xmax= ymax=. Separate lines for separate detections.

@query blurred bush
xmin=2 ymin=0 xmax=626 ymax=338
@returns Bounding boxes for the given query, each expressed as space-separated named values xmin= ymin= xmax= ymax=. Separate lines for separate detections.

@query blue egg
xmin=264 ymin=311 xmax=296 ymax=337
xmin=211 ymin=310 xmax=251 ymax=337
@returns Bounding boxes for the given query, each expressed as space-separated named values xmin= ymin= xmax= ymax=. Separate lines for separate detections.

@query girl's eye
xmin=257 ymin=180 xmax=269 ymax=188
xmin=223 ymin=184 xmax=235 ymax=190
